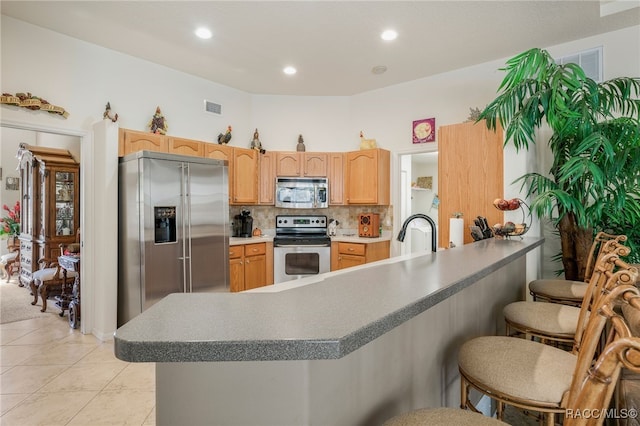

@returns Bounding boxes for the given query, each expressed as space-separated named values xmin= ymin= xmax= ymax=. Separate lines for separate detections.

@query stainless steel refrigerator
xmin=118 ymin=151 xmax=229 ymax=326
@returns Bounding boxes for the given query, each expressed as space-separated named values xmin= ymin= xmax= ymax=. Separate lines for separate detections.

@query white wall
xmin=1 ymin=16 xmax=253 ymax=144
xmin=2 ymin=14 xmax=638 ymax=336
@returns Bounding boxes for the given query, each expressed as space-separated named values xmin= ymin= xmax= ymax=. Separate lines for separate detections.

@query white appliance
xmin=275 ymin=177 xmax=328 ymax=209
xmin=410 ymin=225 xmax=435 ymax=253
xmin=273 ymin=215 xmax=331 ymax=283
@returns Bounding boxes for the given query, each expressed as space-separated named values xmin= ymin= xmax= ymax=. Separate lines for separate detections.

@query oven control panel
xmin=276 ymin=215 xmax=327 ymax=229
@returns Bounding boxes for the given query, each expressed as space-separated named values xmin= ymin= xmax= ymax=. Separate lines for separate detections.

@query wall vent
xmin=204 ymin=100 xmax=222 ymax=115
xmin=556 ymin=47 xmax=603 ymax=82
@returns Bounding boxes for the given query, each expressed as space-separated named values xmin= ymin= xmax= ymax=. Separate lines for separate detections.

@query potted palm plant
xmin=479 ymin=48 xmax=640 ymax=280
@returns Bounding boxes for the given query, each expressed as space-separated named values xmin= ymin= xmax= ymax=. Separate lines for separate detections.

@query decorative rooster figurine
xmin=217 ymin=125 xmax=232 ymax=144
xmin=359 ymin=131 xmax=377 ymax=150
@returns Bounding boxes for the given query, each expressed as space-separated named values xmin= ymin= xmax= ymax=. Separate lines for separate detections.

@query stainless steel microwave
xmin=275 ymin=177 xmax=328 ymax=209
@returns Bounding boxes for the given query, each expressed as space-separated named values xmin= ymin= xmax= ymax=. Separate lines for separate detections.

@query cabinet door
xmin=346 ymin=150 xmax=379 ymax=204
xmin=168 ymin=137 xmax=204 ymax=157
xmin=204 ymin=144 xmax=234 ymax=203
xmin=438 ymin=121 xmax=504 ymax=247
xmin=119 ymin=128 xmax=167 ymax=157
xmin=229 ymin=257 xmax=245 ymax=292
xmin=231 ymin=148 xmax=258 ymax=204
xmin=302 ymin=153 xmax=328 ymax=177
xmin=336 ymin=254 xmax=366 ymax=270
xmin=259 ymin=152 xmax=276 ymax=204
xmin=328 ymin=153 xmax=345 ymax=205
xmin=345 ymin=149 xmax=390 ymax=205
xmin=276 ymin=152 xmax=301 ymax=176
xmin=52 ymin=167 xmax=79 ymax=240
xmin=244 ymin=254 xmax=266 ymax=290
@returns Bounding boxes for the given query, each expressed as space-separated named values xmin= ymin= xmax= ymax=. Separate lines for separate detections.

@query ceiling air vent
xmin=556 ymin=47 xmax=603 ymax=82
xmin=204 ymin=100 xmax=222 ymax=115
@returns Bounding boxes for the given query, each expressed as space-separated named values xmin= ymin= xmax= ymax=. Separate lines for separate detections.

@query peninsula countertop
xmin=114 ymin=237 xmax=543 ymax=363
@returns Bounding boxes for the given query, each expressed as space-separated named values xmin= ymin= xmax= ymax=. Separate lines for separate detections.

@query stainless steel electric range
xmin=273 ymin=215 xmax=331 ymax=283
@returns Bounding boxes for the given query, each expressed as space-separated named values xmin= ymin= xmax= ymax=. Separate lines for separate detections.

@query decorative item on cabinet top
xmin=148 ymin=106 xmax=168 ymax=135
xmin=103 ymin=102 xmax=119 ymax=122
xmin=359 ymin=131 xmax=377 ymax=150
xmin=218 ymin=125 xmax=232 ymax=144
xmin=250 ymin=128 xmax=266 ymax=153
xmin=296 ymin=134 xmax=306 ymax=152
xmin=1 ymin=92 xmax=69 ymax=118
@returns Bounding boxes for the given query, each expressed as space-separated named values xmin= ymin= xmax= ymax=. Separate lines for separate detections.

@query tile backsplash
xmin=230 ymin=205 xmax=393 ymax=235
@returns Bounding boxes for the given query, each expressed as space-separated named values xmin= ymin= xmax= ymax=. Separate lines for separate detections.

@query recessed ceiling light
xmin=195 ymin=27 xmax=212 ymax=39
xmin=283 ymin=66 xmax=297 ymax=75
xmin=381 ymin=30 xmax=397 ymax=41
xmin=372 ymin=65 xmax=387 ymax=75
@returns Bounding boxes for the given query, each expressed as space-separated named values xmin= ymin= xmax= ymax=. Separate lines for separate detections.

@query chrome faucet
xmin=397 ymin=214 xmax=437 ymax=253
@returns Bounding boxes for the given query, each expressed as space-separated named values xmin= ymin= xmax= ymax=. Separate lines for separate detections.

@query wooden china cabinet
xmin=17 ymin=144 xmax=80 ymax=287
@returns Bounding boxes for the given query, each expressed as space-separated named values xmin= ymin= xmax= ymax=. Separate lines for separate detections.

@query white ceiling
xmin=2 ymin=1 xmax=639 ymax=96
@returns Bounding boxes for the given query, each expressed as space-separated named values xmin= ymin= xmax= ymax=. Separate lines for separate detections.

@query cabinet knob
xmin=348 ymin=247 xmax=354 ymax=251
xmin=246 ymin=259 xmax=250 ymax=264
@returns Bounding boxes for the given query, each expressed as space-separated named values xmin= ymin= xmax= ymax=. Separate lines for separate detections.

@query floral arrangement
xmin=0 ymin=201 xmax=20 ymax=237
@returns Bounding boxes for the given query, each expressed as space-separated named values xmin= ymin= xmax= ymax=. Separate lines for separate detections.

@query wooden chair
xmin=457 ymin=260 xmax=639 ymax=425
xmin=30 ymin=230 xmax=79 ymax=313
xmin=529 ymin=231 xmax=624 ymax=307
xmin=504 ymin=239 xmax=631 ymax=347
xmin=1 ymin=245 xmax=20 ymax=282
xmin=384 ymin=334 xmax=640 ymax=426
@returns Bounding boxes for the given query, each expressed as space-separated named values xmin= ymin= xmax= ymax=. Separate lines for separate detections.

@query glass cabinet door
xmin=55 ymin=171 xmax=75 ymax=237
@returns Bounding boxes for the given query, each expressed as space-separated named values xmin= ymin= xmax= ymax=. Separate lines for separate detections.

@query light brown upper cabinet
xmin=119 ymin=128 xmax=168 ymax=157
xmin=276 ymin=152 xmax=328 ymax=177
xmin=167 ymin=137 xmax=205 ymax=157
xmin=345 ymin=149 xmax=390 ymax=205
xmin=328 ymin=153 xmax=345 ymax=205
xmin=231 ymin=148 xmax=259 ymax=205
xmin=259 ymin=151 xmax=276 ymax=205
xmin=437 ymin=121 xmax=504 ymax=247
xmin=203 ymin=144 xmax=233 ymax=203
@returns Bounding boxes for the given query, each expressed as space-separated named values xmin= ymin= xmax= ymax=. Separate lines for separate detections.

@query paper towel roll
xmin=449 ymin=218 xmax=464 ymax=248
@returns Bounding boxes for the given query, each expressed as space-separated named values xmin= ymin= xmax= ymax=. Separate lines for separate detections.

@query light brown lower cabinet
xmin=330 ymin=240 xmax=390 ymax=271
xmin=229 ymin=242 xmax=273 ymax=292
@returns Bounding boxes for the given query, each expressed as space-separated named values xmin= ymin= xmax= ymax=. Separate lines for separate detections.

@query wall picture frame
xmin=412 ymin=118 xmax=436 ymax=144
xmin=5 ymin=176 xmax=19 ymax=191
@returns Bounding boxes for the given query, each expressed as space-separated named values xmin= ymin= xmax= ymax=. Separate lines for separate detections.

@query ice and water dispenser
xmin=154 ymin=206 xmax=177 ymax=244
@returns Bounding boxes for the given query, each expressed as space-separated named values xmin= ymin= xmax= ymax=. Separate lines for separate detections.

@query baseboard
xmin=91 ymin=327 xmax=115 ymax=342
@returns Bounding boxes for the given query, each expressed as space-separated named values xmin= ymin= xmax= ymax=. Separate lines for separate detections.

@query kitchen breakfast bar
xmin=114 ymin=237 xmax=543 ymax=425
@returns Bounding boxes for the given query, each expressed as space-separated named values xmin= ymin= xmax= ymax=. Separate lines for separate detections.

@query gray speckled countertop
xmin=114 ymin=237 xmax=543 ymax=363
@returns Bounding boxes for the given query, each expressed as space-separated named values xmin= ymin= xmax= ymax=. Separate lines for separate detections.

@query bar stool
xmin=504 ymin=241 xmax=631 ymax=347
xmin=458 ymin=264 xmax=639 ymax=425
xmin=529 ymin=232 xmax=624 ymax=307
xmin=383 ymin=334 xmax=640 ymax=426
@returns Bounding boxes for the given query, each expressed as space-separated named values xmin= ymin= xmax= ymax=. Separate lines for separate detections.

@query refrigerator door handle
xmin=180 ymin=163 xmax=188 ymax=293
xmin=185 ymin=164 xmax=193 ymax=293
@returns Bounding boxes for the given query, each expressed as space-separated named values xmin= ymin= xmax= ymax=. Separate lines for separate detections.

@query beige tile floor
xmin=1 ymin=311 xmax=155 ymax=425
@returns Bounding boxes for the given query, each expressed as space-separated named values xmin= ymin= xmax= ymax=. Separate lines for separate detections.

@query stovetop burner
xmin=274 ymin=215 xmax=329 ymax=245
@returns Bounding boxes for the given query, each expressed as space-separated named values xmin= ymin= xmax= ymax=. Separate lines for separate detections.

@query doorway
xmin=1 ymin=123 xmax=86 ymax=332
xmin=398 ymin=150 xmax=438 ymax=256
